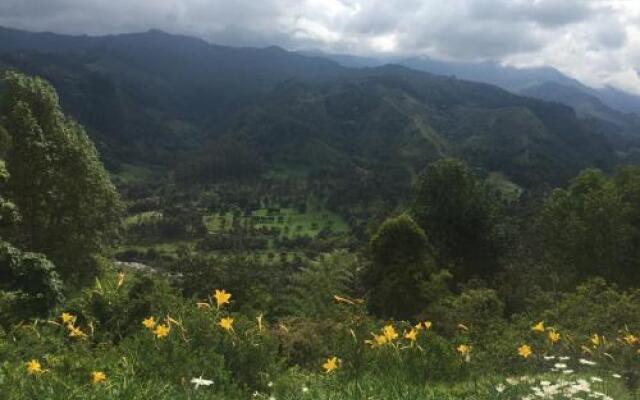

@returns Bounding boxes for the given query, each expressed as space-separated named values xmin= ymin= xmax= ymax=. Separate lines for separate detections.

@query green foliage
xmin=538 ymin=167 xmax=640 ymax=285
xmin=1 ymin=71 xmax=122 ymax=280
xmin=0 ymin=160 xmax=20 ymax=229
xmin=283 ymin=251 xmax=358 ymax=319
xmin=543 ymin=278 xmax=640 ymax=336
xmin=365 ymin=213 xmax=437 ymax=318
xmin=66 ymin=267 xmax=178 ymax=343
xmin=429 ymin=288 xmax=506 ymax=335
xmin=0 ymin=124 xmax=10 ymax=157
xmin=0 ymin=240 xmax=64 ymax=324
xmin=411 ymin=158 xmax=502 ymax=280
xmin=2 ymin=30 xmax=640 ymax=400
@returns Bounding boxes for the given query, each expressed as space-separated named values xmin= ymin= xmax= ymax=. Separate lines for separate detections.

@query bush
xmin=65 ymin=265 xmax=178 ymax=343
xmin=0 ymin=241 xmax=64 ymax=324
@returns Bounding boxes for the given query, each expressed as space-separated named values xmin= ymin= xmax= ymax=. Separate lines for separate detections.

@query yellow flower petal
xmin=213 ymin=289 xmax=231 ymax=308
xmin=518 ymin=344 xmax=532 ymax=358
xmin=26 ymin=360 xmax=43 ymax=375
xmin=91 ymin=371 xmax=106 ymax=384
xmin=322 ymin=356 xmax=339 ymax=373
xmin=219 ymin=317 xmax=234 ymax=332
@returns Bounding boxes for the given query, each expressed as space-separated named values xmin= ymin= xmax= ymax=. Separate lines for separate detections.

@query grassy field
xmin=203 ymin=207 xmax=349 ymax=238
xmin=124 ymin=211 xmax=163 ymax=227
xmin=119 ymin=201 xmax=349 ymax=265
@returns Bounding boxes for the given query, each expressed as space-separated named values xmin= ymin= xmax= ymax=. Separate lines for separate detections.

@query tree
xmin=539 ymin=168 xmax=637 ymax=285
xmin=364 ymin=213 xmax=437 ymax=318
xmin=411 ymin=158 xmax=501 ymax=281
xmin=1 ymin=71 xmax=122 ymax=280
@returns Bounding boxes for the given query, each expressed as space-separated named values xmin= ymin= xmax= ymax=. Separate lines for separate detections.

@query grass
xmin=124 ymin=211 xmax=163 ymax=227
xmin=121 ymin=201 xmax=349 ymax=263
xmin=203 ymin=206 xmax=349 ymax=239
xmin=2 ymin=269 xmax=638 ymax=400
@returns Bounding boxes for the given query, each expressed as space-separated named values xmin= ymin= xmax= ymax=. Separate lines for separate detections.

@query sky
xmin=1 ymin=0 xmax=640 ymax=93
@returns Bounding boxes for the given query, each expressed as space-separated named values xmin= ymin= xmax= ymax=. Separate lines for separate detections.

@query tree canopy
xmin=411 ymin=158 xmax=501 ymax=281
xmin=539 ymin=167 xmax=640 ymax=285
xmin=0 ymin=71 xmax=122 ymax=280
xmin=365 ymin=213 xmax=437 ymax=318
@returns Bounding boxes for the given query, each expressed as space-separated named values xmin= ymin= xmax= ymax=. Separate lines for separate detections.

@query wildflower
xmin=495 ymin=384 xmax=506 ymax=393
xmin=591 ymin=334 xmax=601 ymax=347
xmin=382 ymin=325 xmax=398 ymax=342
xmin=154 ymin=324 xmax=170 ymax=339
xmin=322 ymin=356 xmax=339 ymax=373
xmin=415 ymin=321 xmax=432 ymax=330
xmin=554 ymin=363 xmax=567 ymax=369
xmin=191 ymin=376 xmax=214 ymax=389
xmin=26 ymin=359 xmax=43 ymax=375
xmin=365 ymin=333 xmax=388 ymax=347
xmin=142 ymin=316 xmax=157 ymax=330
xmin=302 ymin=386 xmax=309 ymax=393
xmin=548 ymin=330 xmax=561 ymax=344
xmin=61 ymin=312 xmax=76 ymax=325
xmin=219 ymin=317 xmax=234 ymax=331
xmin=612 ymin=373 xmax=622 ymax=379
xmin=213 ymin=289 xmax=231 ymax=308
xmin=532 ymin=321 xmax=545 ymax=332
xmin=579 ymin=358 xmax=597 ymax=366
xmin=457 ymin=344 xmax=471 ymax=356
xmin=91 ymin=371 xmax=106 ymax=384
xmin=404 ymin=329 xmax=418 ymax=342
xmin=622 ymin=333 xmax=638 ymax=345
xmin=563 ymin=369 xmax=574 ymax=374
xmin=68 ymin=324 xmax=87 ymax=339
xmin=590 ymin=376 xmax=603 ymax=383
xmin=518 ymin=344 xmax=532 ymax=359
xmin=116 ymin=272 xmax=125 ymax=288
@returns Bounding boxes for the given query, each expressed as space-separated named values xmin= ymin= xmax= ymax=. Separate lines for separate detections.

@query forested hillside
xmin=1 ymin=28 xmax=640 ymax=400
xmin=0 ymin=27 xmax=618 ymax=188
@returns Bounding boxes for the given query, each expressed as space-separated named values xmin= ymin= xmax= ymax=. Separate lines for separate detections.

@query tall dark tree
xmin=1 ymin=71 xmax=122 ymax=280
xmin=364 ymin=213 xmax=437 ymax=319
xmin=411 ymin=158 xmax=501 ymax=281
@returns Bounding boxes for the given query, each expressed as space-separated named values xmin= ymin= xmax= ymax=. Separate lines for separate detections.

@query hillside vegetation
xmin=0 ymin=31 xmax=640 ymax=400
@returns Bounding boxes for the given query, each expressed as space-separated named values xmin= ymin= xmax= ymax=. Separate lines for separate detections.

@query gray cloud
xmin=0 ymin=0 xmax=639 ymax=92
xmin=467 ymin=0 xmax=598 ymax=27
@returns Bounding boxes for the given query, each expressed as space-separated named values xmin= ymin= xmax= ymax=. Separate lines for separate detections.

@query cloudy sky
xmin=1 ymin=0 xmax=640 ymax=93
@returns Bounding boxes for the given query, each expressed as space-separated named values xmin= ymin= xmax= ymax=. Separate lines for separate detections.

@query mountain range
xmin=0 ymin=26 xmax=635 ymax=189
xmin=315 ymin=52 xmax=640 ymax=146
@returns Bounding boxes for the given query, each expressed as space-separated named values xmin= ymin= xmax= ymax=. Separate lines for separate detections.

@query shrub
xmin=0 ymin=240 xmax=64 ymax=324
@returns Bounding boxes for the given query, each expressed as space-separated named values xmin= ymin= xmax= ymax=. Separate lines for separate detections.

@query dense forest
xmin=1 ymin=28 xmax=640 ymax=400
